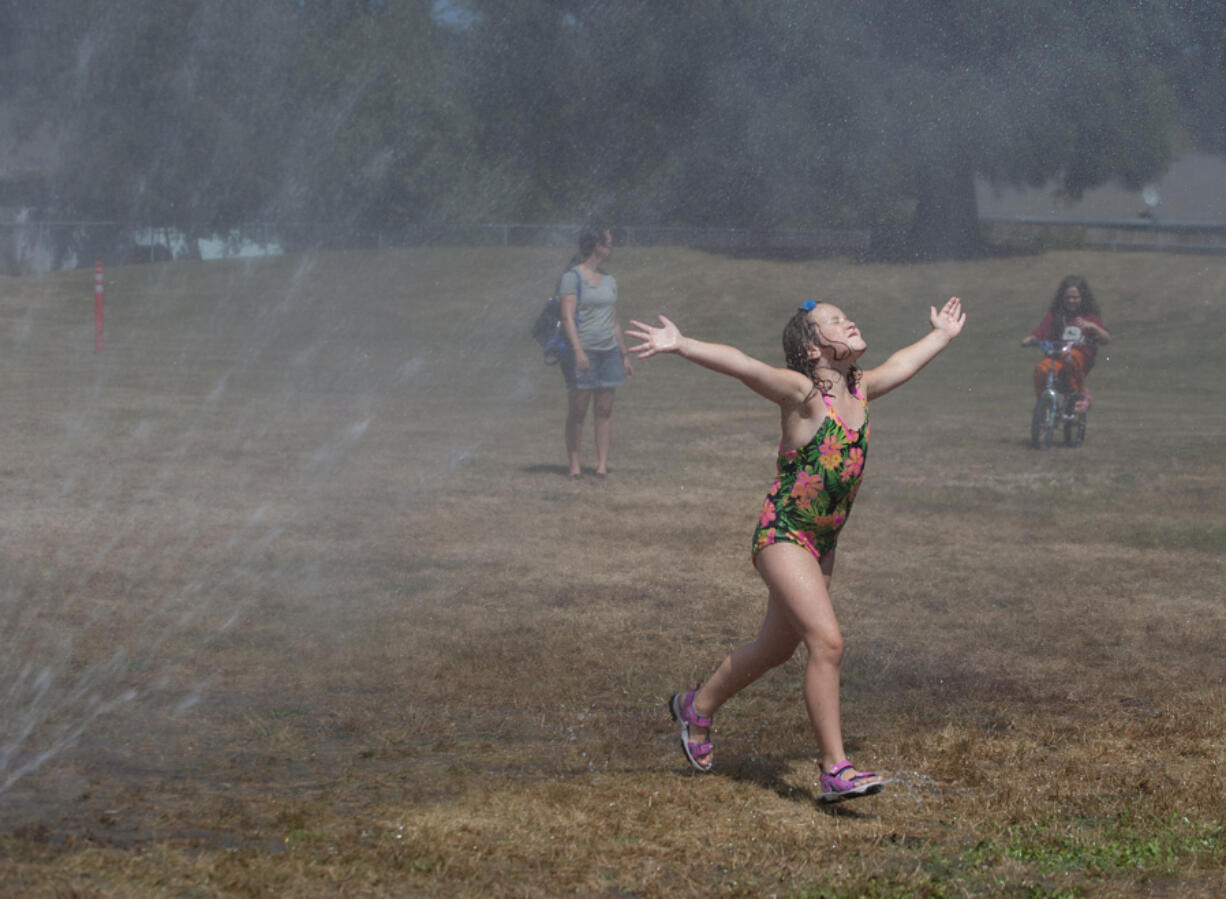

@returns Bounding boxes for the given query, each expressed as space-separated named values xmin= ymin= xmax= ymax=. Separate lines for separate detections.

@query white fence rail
xmin=3 ymin=217 xmax=1225 ymax=274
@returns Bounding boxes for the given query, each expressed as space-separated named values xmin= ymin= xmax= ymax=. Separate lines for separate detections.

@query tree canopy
xmin=2 ymin=0 xmax=1219 ymax=257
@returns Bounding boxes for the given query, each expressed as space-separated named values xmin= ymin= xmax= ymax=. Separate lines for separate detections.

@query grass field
xmin=1 ymin=246 xmax=1224 ymax=896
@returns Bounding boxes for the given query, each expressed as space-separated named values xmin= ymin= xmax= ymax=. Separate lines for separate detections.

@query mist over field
xmin=0 ymin=246 xmax=1223 ymax=894
xmin=2 ymin=1 xmax=1226 ymax=894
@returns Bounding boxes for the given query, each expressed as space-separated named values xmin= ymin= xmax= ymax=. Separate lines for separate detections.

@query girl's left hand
xmin=930 ymin=296 xmax=966 ymax=339
xmin=626 ymin=315 xmax=683 ymax=358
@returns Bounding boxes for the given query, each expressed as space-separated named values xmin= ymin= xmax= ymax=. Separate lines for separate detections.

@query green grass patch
xmin=970 ymin=813 xmax=1225 ymax=879
xmin=1117 ymin=522 xmax=1226 ymax=553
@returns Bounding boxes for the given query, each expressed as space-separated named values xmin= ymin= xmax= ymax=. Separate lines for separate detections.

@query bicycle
xmin=1030 ymin=339 xmax=1088 ymax=449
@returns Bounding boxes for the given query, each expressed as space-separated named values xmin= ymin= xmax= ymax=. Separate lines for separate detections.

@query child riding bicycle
xmin=1020 ymin=275 xmax=1111 ymax=412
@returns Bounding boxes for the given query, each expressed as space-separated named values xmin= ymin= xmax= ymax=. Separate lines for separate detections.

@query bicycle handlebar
xmin=1034 ymin=339 xmax=1086 ymax=355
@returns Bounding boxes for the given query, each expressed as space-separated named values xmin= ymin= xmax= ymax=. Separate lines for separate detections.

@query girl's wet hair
xmin=782 ymin=303 xmax=860 ymax=395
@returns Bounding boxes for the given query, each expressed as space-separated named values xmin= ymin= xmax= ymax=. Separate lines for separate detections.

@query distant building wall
xmin=977 ymin=153 xmax=1226 ymax=224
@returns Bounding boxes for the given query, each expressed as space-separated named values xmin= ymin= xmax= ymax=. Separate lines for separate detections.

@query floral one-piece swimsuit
xmin=751 ymin=389 xmax=869 ymax=564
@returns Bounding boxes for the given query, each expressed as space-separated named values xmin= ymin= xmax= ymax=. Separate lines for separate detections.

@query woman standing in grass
xmin=557 ymin=225 xmax=634 ymax=479
xmin=626 ymin=296 xmax=965 ymax=802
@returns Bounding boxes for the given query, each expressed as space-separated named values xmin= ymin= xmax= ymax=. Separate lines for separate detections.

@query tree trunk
xmin=907 ymin=160 xmax=983 ymax=260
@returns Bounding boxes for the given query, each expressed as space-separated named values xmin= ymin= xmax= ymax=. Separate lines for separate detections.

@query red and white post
xmin=94 ymin=260 xmax=104 ymax=353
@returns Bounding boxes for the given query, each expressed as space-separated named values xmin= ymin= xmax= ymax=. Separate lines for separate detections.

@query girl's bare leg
xmin=754 ymin=544 xmax=850 ymax=773
xmin=593 ymin=388 xmax=615 ymax=475
xmin=684 ymin=597 xmax=798 ymax=768
xmin=691 ymin=543 xmax=878 ymax=781
xmin=566 ymin=388 xmax=591 ymax=476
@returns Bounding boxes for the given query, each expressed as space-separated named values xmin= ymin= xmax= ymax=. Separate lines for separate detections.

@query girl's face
xmin=808 ymin=303 xmax=866 ymax=361
xmin=1061 ymin=285 xmax=1083 ymax=314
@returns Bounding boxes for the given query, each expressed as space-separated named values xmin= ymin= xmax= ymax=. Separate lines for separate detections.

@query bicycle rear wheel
xmin=1031 ymin=394 xmax=1057 ymax=449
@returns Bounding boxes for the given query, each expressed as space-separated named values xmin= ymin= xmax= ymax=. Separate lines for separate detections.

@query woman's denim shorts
xmin=561 ymin=346 xmax=625 ymax=390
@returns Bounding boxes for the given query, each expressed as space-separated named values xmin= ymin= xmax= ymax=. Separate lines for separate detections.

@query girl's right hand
xmin=626 ymin=315 xmax=682 ymax=358
xmin=575 ymin=349 xmax=591 ymax=373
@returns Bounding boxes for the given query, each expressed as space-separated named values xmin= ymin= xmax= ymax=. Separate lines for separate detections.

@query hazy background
xmin=2 ymin=0 xmax=1225 ymax=263
xmin=2 ymin=4 xmax=1226 ymax=893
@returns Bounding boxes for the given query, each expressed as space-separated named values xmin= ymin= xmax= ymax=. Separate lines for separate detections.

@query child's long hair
xmin=782 ymin=305 xmax=860 ymax=396
xmin=1048 ymin=274 xmax=1101 ymax=328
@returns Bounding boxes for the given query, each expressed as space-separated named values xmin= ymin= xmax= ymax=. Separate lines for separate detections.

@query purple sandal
xmin=668 ymin=686 xmax=714 ymax=772
xmin=818 ymin=760 xmax=885 ymax=803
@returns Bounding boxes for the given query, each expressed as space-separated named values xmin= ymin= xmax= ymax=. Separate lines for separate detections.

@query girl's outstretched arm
xmin=626 ymin=315 xmax=812 ymax=406
xmin=862 ymin=297 xmax=966 ymax=401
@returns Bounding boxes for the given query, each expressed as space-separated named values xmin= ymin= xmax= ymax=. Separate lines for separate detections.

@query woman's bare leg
xmin=593 ymin=388 xmax=615 ymax=475
xmin=566 ymin=388 xmax=591 ymax=476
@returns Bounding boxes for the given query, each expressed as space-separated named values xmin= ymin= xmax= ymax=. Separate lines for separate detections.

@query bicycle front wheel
xmin=1064 ymin=412 xmax=1087 ymax=448
xmin=1031 ymin=394 xmax=1057 ymax=449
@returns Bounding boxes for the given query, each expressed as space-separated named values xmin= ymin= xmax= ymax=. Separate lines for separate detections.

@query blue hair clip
xmin=800 ymin=300 xmax=817 ymax=312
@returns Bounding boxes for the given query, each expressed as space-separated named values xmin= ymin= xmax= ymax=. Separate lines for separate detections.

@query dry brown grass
xmin=1 ymin=246 xmax=1225 ymax=896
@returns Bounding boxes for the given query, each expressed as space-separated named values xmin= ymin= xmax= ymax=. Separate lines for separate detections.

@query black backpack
xmin=530 ymin=268 xmax=581 ymax=365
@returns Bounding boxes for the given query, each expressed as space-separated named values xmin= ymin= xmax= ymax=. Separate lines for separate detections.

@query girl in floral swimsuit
xmin=753 ymin=387 xmax=868 ymax=564
xmin=627 ymin=296 xmax=965 ymax=802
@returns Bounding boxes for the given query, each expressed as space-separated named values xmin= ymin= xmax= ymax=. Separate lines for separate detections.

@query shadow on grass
xmin=522 ymin=463 xmax=573 ymax=477
xmin=721 ymin=753 xmax=878 ymax=818
xmin=521 ymin=463 xmax=614 ymax=480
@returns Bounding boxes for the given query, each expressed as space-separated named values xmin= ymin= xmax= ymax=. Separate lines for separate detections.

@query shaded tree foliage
xmin=2 ymin=0 xmax=1215 ymax=257
xmin=460 ymin=0 xmax=1180 ymax=256
xmin=10 ymin=0 xmax=302 ymax=227
xmin=842 ymin=0 xmax=1177 ymax=256
xmin=1163 ymin=0 xmax=1226 ymax=154
xmin=6 ymin=0 xmax=479 ymax=233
